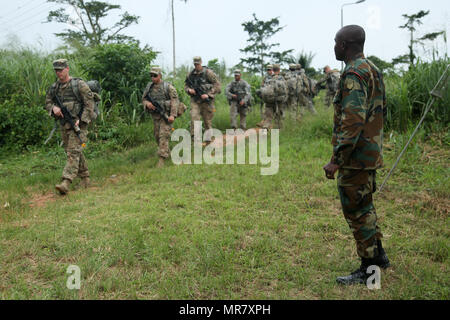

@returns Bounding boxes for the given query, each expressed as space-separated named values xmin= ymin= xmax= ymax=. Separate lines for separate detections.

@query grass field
xmin=0 ymin=99 xmax=448 ymax=300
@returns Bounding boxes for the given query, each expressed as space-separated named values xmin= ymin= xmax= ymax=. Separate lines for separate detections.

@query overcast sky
xmin=0 ymin=0 xmax=448 ymax=71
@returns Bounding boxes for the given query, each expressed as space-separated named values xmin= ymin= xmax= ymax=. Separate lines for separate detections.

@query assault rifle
xmin=185 ymin=77 xmax=211 ymax=103
xmin=145 ymin=93 xmax=170 ymax=123
xmin=53 ymin=95 xmax=86 ymax=148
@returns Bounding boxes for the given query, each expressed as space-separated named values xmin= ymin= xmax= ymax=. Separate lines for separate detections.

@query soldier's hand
xmin=239 ymin=100 xmax=245 ymax=106
xmin=323 ymin=162 xmax=340 ymax=180
xmin=52 ymin=106 xmax=63 ymax=118
xmin=146 ymin=102 xmax=156 ymax=111
xmin=188 ymin=89 xmax=196 ymax=95
xmin=201 ymin=94 xmax=209 ymax=100
xmin=232 ymin=94 xmax=237 ymax=100
xmin=168 ymin=116 xmax=175 ymax=123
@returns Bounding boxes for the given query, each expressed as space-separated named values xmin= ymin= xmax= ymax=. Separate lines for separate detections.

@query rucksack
xmin=71 ymin=78 xmax=101 ymax=120
xmin=161 ymin=81 xmax=187 ymax=118
xmin=260 ymin=76 xmax=288 ymax=104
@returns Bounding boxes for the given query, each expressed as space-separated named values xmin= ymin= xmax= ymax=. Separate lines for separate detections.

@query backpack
xmin=260 ymin=76 xmax=288 ymax=104
xmin=161 ymin=81 xmax=187 ymax=118
xmin=71 ymin=78 xmax=101 ymax=120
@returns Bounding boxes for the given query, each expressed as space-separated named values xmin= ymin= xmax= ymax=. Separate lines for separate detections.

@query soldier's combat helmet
xmin=266 ymin=64 xmax=273 ymax=71
xmin=234 ymin=69 xmax=241 ymax=75
xmin=150 ymin=66 xmax=162 ymax=76
xmin=193 ymin=56 xmax=202 ymax=64
xmin=53 ymin=59 xmax=68 ymax=70
xmin=289 ymin=64 xmax=296 ymax=71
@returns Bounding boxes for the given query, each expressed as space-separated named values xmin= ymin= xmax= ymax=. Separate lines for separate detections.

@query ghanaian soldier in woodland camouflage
xmin=185 ymin=57 xmax=221 ymax=143
xmin=225 ymin=70 xmax=251 ymax=130
xmin=257 ymin=64 xmax=288 ymax=129
xmin=323 ymin=25 xmax=390 ymax=285
xmin=142 ymin=67 xmax=179 ymax=168
xmin=45 ymin=59 xmax=96 ymax=195
xmin=316 ymin=65 xmax=340 ymax=108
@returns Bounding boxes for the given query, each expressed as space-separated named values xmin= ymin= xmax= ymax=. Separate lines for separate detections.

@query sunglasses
xmin=151 ymin=74 xmax=159 ymax=78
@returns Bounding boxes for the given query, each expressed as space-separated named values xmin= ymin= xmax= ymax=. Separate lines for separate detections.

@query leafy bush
xmin=0 ymin=94 xmax=53 ymax=151
xmin=81 ymin=43 xmax=157 ymax=104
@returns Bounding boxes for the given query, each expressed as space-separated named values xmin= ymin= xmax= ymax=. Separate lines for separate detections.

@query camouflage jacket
xmin=45 ymin=78 xmax=95 ymax=125
xmin=332 ymin=53 xmax=387 ymax=170
xmin=142 ymin=81 xmax=179 ymax=118
xmin=317 ymin=71 xmax=340 ymax=92
xmin=225 ymin=79 xmax=251 ymax=105
xmin=261 ymin=74 xmax=273 ymax=87
xmin=184 ymin=67 xmax=221 ymax=101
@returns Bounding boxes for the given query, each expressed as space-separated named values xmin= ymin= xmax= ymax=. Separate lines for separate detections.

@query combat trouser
xmin=337 ymin=169 xmax=383 ymax=259
xmin=325 ymin=91 xmax=336 ymax=108
xmin=299 ymin=94 xmax=317 ymax=115
xmin=190 ymin=99 xmax=215 ymax=141
xmin=259 ymin=102 xmax=283 ymax=129
xmin=230 ymin=101 xmax=248 ymax=130
xmin=152 ymin=114 xmax=173 ymax=159
xmin=61 ymin=122 xmax=89 ymax=182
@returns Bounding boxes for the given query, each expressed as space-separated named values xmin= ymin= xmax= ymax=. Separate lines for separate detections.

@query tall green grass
xmin=385 ymin=59 xmax=449 ymax=132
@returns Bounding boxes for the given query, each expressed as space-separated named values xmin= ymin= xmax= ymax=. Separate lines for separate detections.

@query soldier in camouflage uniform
xmin=45 ymin=59 xmax=96 ymax=195
xmin=323 ymin=25 xmax=390 ymax=285
xmin=316 ymin=65 xmax=340 ymax=108
xmin=296 ymin=64 xmax=318 ymax=115
xmin=257 ymin=64 xmax=288 ymax=129
xmin=261 ymin=65 xmax=274 ymax=87
xmin=259 ymin=65 xmax=274 ymax=117
xmin=142 ymin=67 xmax=179 ymax=168
xmin=184 ymin=57 xmax=221 ymax=143
xmin=225 ymin=70 xmax=251 ymax=130
xmin=284 ymin=64 xmax=300 ymax=117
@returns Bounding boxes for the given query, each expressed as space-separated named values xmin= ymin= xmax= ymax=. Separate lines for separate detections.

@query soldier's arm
xmin=333 ymin=73 xmax=368 ymax=167
xmin=78 ymin=81 xmax=96 ymax=124
xmin=206 ymin=69 xmax=221 ymax=98
xmin=168 ymin=84 xmax=179 ymax=118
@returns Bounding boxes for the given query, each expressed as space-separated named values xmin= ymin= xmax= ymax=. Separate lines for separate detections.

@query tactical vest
xmin=148 ymin=82 xmax=171 ymax=113
xmin=188 ymin=67 xmax=213 ymax=93
xmin=229 ymin=81 xmax=247 ymax=97
xmin=51 ymin=80 xmax=83 ymax=123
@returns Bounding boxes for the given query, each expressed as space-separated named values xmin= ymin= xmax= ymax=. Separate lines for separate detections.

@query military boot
xmin=336 ymin=240 xmax=390 ymax=285
xmin=55 ymin=179 xmax=71 ymax=195
xmin=80 ymin=177 xmax=90 ymax=189
xmin=156 ymin=157 xmax=165 ymax=168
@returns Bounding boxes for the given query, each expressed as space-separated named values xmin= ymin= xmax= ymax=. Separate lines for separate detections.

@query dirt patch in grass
xmin=29 ymin=193 xmax=57 ymax=209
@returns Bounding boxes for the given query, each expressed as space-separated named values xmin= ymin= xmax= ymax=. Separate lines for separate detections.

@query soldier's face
xmin=334 ymin=35 xmax=345 ymax=61
xmin=235 ymin=74 xmax=241 ymax=81
xmin=194 ymin=63 xmax=202 ymax=72
xmin=151 ymin=73 xmax=161 ymax=84
xmin=267 ymin=69 xmax=273 ymax=75
xmin=55 ymin=67 xmax=69 ymax=81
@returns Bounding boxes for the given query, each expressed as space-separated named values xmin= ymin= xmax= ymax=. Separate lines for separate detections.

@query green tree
xmin=207 ymin=58 xmax=227 ymax=81
xmin=367 ymin=55 xmax=393 ymax=73
xmin=395 ymin=10 xmax=446 ymax=66
xmin=46 ymin=0 xmax=140 ymax=47
xmin=81 ymin=43 xmax=157 ymax=102
xmin=240 ymin=14 xmax=293 ymax=76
